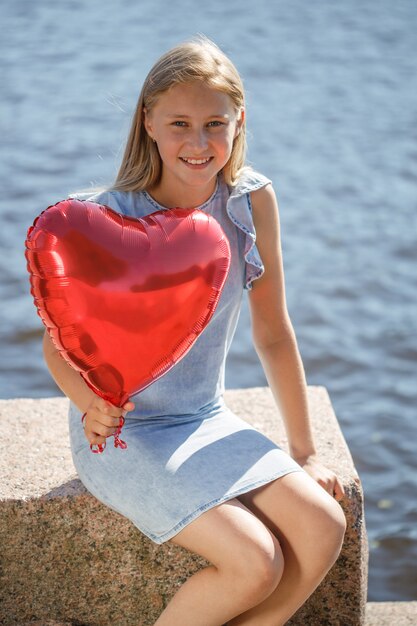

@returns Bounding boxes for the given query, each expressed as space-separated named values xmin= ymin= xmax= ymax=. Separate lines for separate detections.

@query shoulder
xmin=249 ymin=178 xmax=280 ymax=258
xmin=250 ymin=182 xmax=278 ymax=228
xmin=68 ymin=188 xmax=125 ymax=213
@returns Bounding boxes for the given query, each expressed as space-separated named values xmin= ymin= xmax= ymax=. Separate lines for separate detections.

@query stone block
xmin=365 ymin=602 xmax=417 ymax=626
xmin=0 ymin=386 xmax=368 ymax=625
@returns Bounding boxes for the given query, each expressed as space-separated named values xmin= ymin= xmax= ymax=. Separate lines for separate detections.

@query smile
xmin=180 ymin=157 xmax=212 ymax=165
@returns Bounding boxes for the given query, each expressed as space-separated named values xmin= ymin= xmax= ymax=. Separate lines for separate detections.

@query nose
xmin=187 ymin=127 xmax=209 ymax=153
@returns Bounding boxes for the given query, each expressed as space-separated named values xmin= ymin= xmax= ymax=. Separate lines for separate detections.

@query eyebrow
xmin=166 ymin=113 xmax=230 ymax=119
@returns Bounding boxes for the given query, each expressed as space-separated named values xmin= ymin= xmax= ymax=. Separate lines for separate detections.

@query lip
xmin=180 ymin=156 xmax=213 ymax=169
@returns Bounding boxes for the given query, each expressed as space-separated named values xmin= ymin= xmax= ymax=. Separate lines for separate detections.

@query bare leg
xmin=228 ymin=471 xmax=347 ymax=625
xmin=153 ymin=498 xmax=284 ymax=626
xmin=153 ymin=471 xmax=346 ymax=626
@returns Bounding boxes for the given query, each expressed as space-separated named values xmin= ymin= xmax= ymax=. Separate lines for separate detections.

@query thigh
xmin=236 ymin=470 xmax=346 ymax=546
xmin=168 ymin=497 xmax=282 ymax=573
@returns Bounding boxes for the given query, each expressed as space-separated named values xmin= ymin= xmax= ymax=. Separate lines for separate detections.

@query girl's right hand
xmin=82 ymin=396 xmax=135 ymax=449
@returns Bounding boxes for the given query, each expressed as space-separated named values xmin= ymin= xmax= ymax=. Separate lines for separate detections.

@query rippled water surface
xmin=1 ymin=0 xmax=416 ymax=601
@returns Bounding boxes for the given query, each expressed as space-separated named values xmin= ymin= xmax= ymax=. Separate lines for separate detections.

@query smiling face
xmin=143 ymin=81 xmax=244 ymax=205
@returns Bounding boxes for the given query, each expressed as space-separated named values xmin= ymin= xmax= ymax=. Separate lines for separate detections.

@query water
xmin=1 ymin=0 xmax=416 ymax=601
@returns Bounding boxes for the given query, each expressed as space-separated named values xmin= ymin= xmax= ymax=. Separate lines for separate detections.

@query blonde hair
xmin=69 ymin=36 xmax=248 ymax=198
xmin=109 ymin=35 xmax=247 ymax=193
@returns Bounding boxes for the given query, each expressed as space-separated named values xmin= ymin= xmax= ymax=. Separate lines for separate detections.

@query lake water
xmin=1 ymin=0 xmax=416 ymax=601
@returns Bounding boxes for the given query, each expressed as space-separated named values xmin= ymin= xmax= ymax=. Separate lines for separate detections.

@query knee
xmin=327 ymin=501 xmax=347 ymax=554
xmin=251 ymin=537 xmax=284 ymax=599
xmin=229 ymin=533 xmax=284 ymax=604
xmin=313 ymin=499 xmax=347 ymax=565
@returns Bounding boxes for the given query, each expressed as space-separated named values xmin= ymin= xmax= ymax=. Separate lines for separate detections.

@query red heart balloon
xmin=25 ymin=199 xmax=231 ymax=408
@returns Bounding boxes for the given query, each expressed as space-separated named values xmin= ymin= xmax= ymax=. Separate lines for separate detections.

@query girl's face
xmin=143 ymin=81 xmax=244 ymax=199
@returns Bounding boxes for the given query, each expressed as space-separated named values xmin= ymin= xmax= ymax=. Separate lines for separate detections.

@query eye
xmin=172 ymin=121 xmax=187 ymax=127
xmin=207 ymin=120 xmax=224 ymax=127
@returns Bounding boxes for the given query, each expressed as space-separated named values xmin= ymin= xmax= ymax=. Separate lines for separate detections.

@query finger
xmin=84 ymin=415 xmax=117 ymax=437
xmin=116 ymin=401 xmax=135 ymax=425
xmin=102 ymin=403 xmax=124 ymax=418
xmin=104 ymin=404 xmax=134 ymax=423
xmin=88 ymin=432 xmax=107 ymax=446
xmin=86 ymin=407 xmax=123 ymax=428
xmin=90 ymin=442 xmax=106 ymax=454
xmin=318 ymin=478 xmax=333 ymax=494
xmin=93 ymin=396 xmax=125 ymax=418
xmin=99 ymin=414 xmax=124 ymax=428
xmin=90 ymin=422 xmax=120 ymax=438
xmin=325 ymin=482 xmax=335 ymax=496
xmin=333 ymin=480 xmax=345 ymax=502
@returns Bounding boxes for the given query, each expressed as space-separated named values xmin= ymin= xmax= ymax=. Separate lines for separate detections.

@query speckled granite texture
xmin=1 ymin=386 xmax=368 ymax=625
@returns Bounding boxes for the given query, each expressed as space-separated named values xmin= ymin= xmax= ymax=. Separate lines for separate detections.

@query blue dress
xmin=68 ymin=168 xmax=305 ymax=544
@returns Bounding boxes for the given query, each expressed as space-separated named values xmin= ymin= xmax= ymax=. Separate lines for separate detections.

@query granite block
xmin=0 ymin=386 xmax=368 ymax=625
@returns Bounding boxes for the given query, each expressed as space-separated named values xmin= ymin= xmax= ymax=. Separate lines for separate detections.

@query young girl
xmin=43 ymin=36 xmax=346 ymax=626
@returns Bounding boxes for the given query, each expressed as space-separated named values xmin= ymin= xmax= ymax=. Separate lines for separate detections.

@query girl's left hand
xmin=295 ymin=454 xmax=345 ymax=502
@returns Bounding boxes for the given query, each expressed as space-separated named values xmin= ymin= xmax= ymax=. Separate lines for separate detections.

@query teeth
xmin=181 ymin=157 xmax=211 ymax=165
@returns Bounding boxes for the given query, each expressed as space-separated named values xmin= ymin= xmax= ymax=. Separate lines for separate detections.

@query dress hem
xmin=142 ymin=465 xmax=306 ymax=545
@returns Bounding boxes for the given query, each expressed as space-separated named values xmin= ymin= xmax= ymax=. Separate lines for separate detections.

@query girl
xmin=43 ymin=35 xmax=347 ymax=626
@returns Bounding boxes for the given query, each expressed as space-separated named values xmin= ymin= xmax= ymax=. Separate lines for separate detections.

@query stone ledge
xmin=9 ymin=603 xmax=416 ymax=626
xmin=0 ymin=386 xmax=368 ymax=625
xmin=365 ymin=602 xmax=417 ymax=625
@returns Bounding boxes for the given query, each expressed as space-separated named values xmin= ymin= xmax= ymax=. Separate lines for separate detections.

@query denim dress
xmin=68 ymin=168 xmax=305 ymax=545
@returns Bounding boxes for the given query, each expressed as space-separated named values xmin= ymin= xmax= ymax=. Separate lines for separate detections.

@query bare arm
xmin=43 ymin=331 xmax=97 ymax=413
xmin=43 ymin=331 xmax=134 ymax=447
xmin=248 ymin=184 xmax=344 ymax=500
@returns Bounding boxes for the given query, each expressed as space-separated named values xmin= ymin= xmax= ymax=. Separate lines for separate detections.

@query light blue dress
xmin=68 ymin=168 xmax=305 ymax=545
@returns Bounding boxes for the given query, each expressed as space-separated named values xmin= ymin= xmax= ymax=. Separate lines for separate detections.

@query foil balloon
xmin=25 ymin=199 xmax=231 ymax=451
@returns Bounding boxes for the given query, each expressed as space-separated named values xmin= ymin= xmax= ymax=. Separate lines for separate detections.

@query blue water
xmin=1 ymin=0 xmax=416 ymax=601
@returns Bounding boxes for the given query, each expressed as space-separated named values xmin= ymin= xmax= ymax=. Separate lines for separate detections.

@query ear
xmin=234 ymin=108 xmax=245 ymax=138
xmin=142 ymin=107 xmax=154 ymax=139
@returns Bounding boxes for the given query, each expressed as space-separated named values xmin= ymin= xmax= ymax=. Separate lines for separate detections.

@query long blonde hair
xmin=110 ymin=35 xmax=247 ymax=193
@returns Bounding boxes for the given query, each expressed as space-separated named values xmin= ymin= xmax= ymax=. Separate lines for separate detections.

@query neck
xmin=147 ymin=176 xmax=219 ymax=209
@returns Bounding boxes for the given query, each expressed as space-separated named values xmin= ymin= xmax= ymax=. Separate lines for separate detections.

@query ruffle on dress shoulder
xmin=226 ymin=168 xmax=272 ymax=291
